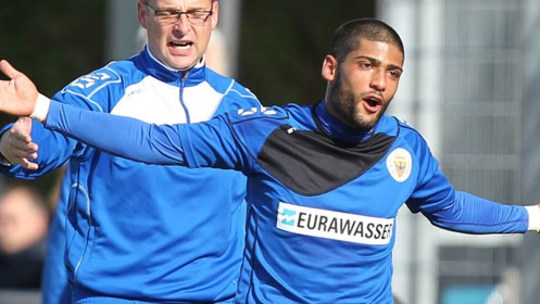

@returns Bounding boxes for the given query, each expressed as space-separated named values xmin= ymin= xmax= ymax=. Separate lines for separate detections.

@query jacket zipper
xmin=72 ymin=183 xmax=92 ymax=287
xmin=179 ymin=70 xmax=191 ymax=124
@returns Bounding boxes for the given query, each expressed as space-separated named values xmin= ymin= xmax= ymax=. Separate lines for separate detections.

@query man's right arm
xmin=0 ymin=60 xmax=242 ymax=170
xmin=41 ymin=98 xmax=244 ymax=170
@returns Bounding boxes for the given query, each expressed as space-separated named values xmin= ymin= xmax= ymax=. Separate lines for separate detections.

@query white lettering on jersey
xmin=237 ymin=106 xmax=277 ymax=116
xmin=238 ymin=107 xmax=259 ymax=116
xmin=71 ymin=72 xmax=112 ymax=89
xmin=277 ymin=202 xmax=394 ymax=245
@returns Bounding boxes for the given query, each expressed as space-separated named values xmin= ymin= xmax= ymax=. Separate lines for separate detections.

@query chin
xmin=352 ymin=114 xmax=378 ymax=130
xmin=168 ymin=61 xmax=193 ymax=71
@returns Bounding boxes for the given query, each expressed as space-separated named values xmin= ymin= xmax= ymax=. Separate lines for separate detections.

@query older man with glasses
xmin=0 ymin=0 xmax=260 ymax=303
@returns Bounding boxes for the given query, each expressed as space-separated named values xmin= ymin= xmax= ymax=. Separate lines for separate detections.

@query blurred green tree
xmin=238 ymin=0 xmax=375 ymax=105
xmin=0 ymin=0 xmax=106 ymax=202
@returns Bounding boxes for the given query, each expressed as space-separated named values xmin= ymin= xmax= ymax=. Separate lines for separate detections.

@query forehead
xmin=348 ymin=39 xmax=403 ymax=67
xmin=152 ymin=0 xmax=213 ymax=8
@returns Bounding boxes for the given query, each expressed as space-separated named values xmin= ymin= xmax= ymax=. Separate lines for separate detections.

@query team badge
xmin=386 ymin=148 xmax=412 ymax=182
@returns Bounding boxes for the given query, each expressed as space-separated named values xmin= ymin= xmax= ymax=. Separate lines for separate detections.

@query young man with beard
xmin=0 ymin=18 xmax=539 ymax=304
xmin=0 ymin=0 xmax=259 ymax=303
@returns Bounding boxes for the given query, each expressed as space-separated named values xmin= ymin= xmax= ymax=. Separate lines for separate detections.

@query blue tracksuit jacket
xmin=0 ymin=47 xmax=260 ymax=303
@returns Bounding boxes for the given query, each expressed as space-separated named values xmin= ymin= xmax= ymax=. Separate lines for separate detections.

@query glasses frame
xmin=144 ymin=2 xmax=213 ymax=26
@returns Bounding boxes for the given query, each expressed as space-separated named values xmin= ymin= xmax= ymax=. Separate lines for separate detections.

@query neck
xmin=316 ymin=102 xmax=373 ymax=142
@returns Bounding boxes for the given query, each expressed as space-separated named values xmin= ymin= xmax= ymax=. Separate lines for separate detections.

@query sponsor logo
xmin=277 ymin=202 xmax=394 ymax=245
xmin=386 ymin=147 xmax=412 ymax=182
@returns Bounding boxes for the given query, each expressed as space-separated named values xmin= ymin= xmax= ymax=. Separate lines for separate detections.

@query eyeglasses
xmin=144 ymin=3 xmax=213 ymax=26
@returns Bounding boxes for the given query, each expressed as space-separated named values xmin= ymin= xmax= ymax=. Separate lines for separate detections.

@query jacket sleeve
xmin=0 ymin=121 xmax=77 ymax=180
xmin=0 ymin=65 xmax=121 ymax=179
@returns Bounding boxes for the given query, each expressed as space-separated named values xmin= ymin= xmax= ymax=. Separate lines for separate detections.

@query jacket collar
xmin=134 ymin=45 xmax=206 ymax=86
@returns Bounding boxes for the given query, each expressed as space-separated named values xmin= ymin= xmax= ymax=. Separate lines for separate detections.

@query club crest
xmin=386 ymin=148 xmax=412 ymax=182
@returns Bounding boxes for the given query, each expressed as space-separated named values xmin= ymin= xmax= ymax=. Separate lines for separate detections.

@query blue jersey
xmin=43 ymin=101 xmax=529 ymax=303
xmin=0 ymin=47 xmax=260 ymax=303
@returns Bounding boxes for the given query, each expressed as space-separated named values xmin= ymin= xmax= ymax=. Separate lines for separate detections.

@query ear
xmin=321 ymin=55 xmax=338 ymax=82
xmin=210 ymin=1 xmax=219 ymax=30
xmin=137 ymin=1 xmax=149 ymax=29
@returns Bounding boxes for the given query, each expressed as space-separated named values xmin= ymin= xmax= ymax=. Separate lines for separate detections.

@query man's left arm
xmin=420 ymin=190 xmax=540 ymax=234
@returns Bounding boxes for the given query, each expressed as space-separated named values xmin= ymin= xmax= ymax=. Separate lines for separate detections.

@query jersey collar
xmin=314 ymin=101 xmax=374 ymax=143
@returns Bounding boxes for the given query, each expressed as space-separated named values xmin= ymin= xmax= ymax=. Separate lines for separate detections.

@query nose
xmin=173 ymin=14 xmax=191 ymax=34
xmin=369 ymin=68 xmax=386 ymax=92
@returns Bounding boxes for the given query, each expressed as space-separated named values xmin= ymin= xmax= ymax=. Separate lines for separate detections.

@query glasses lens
xmin=186 ymin=11 xmax=211 ymax=25
xmin=155 ymin=11 xmax=180 ymax=24
xmin=147 ymin=4 xmax=212 ymax=26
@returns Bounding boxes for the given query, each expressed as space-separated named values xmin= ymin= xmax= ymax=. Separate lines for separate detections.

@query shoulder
xmin=382 ymin=116 xmax=426 ymax=142
xmin=52 ymin=56 xmax=148 ymax=111
xmin=220 ymin=106 xmax=290 ymax=155
xmin=374 ymin=115 xmax=431 ymax=150
xmin=386 ymin=116 xmax=435 ymax=159
xmin=204 ymin=68 xmax=260 ymax=106
xmin=60 ymin=57 xmax=143 ymax=98
xmin=226 ymin=105 xmax=289 ymax=125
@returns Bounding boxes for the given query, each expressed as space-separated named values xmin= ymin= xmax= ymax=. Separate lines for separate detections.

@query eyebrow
xmin=354 ymin=55 xmax=403 ymax=73
xmin=154 ymin=3 xmax=210 ymax=11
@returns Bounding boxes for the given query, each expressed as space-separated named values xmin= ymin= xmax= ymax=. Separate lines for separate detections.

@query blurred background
xmin=1 ymin=0 xmax=540 ymax=303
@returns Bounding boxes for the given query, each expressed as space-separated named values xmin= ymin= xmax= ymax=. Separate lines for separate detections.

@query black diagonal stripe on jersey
xmin=257 ymin=125 xmax=396 ymax=196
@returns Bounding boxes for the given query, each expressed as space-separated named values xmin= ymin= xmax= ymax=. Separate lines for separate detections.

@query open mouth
xmin=363 ymin=96 xmax=382 ymax=113
xmin=366 ymin=97 xmax=380 ymax=107
xmin=169 ymin=41 xmax=192 ymax=50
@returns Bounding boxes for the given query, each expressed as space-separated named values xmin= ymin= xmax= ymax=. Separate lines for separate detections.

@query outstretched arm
xmin=0 ymin=59 xmax=242 ymax=169
xmin=44 ymin=100 xmax=189 ymax=165
xmin=420 ymin=191 xmax=540 ymax=234
xmin=0 ymin=60 xmax=188 ymax=165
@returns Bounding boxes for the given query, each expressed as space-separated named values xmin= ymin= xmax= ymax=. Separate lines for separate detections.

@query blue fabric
xmin=44 ymin=100 xmax=528 ymax=303
xmin=1 ymin=47 xmax=260 ymax=302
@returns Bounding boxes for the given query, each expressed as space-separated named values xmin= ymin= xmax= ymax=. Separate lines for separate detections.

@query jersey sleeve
xmin=405 ymin=129 xmax=528 ymax=234
xmin=44 ymin=100 xmax=244 ymax=170
xmin=425 ymin=191 xmax=528 ymax=234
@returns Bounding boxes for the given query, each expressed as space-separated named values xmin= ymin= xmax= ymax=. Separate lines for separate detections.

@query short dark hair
xmin=329 ymin=18 xmax=404 ymax=63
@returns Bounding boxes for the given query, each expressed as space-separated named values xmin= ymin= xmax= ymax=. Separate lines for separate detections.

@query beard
xmin=328 ymin=75 xmax=389 ymax=130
